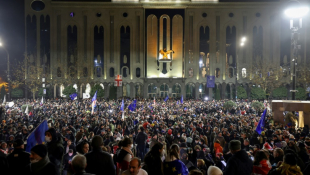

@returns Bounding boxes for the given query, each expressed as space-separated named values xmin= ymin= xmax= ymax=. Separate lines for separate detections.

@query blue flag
xmin=120 ymin=99 xmax=124 ymax=111
xmin=181 ymin=95 xmax=183 ymax=104
xmin=256 ymin=109 xmax=267 ymax=135
xmin=70 ymin=93 xmax=77 ymax=100
xmin=128 ymin=99 xmax=137 ymax=111
xmin=207 ymin=75 xmax=215 ymax=88
xmin=164 ymin=95 xmax=169 ymax=102
xmin=176 ymin=101 xmax=179 ymax=105
xmin=26 ymin=120 xmax=49 ymax=152
xmin=91 ymin=91 xmax=97 ymax=114
xmin=163 ymin=159 xmax=189 ymax=175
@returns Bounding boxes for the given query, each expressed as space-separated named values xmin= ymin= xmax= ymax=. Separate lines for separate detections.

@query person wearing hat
xmin=25 ymin=144 xmax=57 ymax=175
xmin=223 ymin=140 xmax=253 ymax=175
xmin=45 ymin=128 xmax=64 ymax=175
xmin=85 ymin=135 xmax=116 ymax=175
xmin=7 ymin=139 xmax=30 ymax=174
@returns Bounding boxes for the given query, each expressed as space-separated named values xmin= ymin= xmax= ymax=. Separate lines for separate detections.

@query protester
xmin=268 ymin=153 xmax=303 ymax=175
xmin=252 ymin=150 xmax=272 ymax=175
xmin=71 ymin=154 xmax=94 ymax=175
xmin=115 ymin=137 xmax=134 ymax=175
xmin=7 ymin=138 xmax=30 ymax=174
xmin=45 ymin=127 xmax=64 ymax=175
xmin=207 ymin=166 xmax=223 ymax=175
xmin=25 ymin=144 xmax=57 ymax=175
xmin=63 ymin=149 xmax=76 ymax=175
xmin=223 ymin=140 xmax=253 ymax=175
xmin=121 ymin=157 xmax=148 ymax=175
xmin=144 ymin=142 xmax=164 ymax=175
xmin=135 ymin=127 xmax=148 ymax=161
xmin=163 ymin=144 xmax=189 ymax=175
xmin=85 ymin=135 xmax=116 ymax=175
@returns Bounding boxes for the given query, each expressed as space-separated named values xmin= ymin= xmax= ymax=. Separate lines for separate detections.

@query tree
xmin=0 ymin=85 xmax=6 ymax=100
xmin=11 ymin=88 xmax=24 ymax=98
xmin=90 ymin=84 xmax=104 ymax=98
xmin=251 ymin=87 xmax=266 ymax=100
xmin=223 ymin=100 xmax=236 ymax=110
xmin=296 ymin=87 xmax=307 ymax=100
xmin=248 ymin=58 xmax=283 ymax=96
xmin=62 ymin=85 xmax=77 ymax=97
xmin=296 ymin=64 xmax=310 ymax=88
xmin=237 ymin=86 xmax=247 ymax=99
xmin=12 ymin=55 xmax=47 ymax=99
xmin=272 ymin=87 xmax=287 ymax=99
xmin=251 ymin=101 xmax=265 ymax=111
xmin=38 ymin=88 xmax=53 ymax=98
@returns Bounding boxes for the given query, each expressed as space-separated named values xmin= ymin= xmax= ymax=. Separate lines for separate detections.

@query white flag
xmin=2 ymin=95 xmax=6 ymax=104
xmin=122 ymin=111 xmax=125 ymax=120
xmin=40 ymin=96 xmax=44 ymax=105
xmin=25 ymin=105 xmax=29 ymax=115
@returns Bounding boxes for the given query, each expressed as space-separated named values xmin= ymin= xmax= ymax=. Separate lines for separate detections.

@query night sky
xmin=0 ymin=0 xmax=279 ymax=80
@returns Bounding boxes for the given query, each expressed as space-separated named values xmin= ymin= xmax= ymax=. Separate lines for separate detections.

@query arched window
xmin=160 ymin=84 xmax=169 ymax=97
xmin=172 ymin=84 xmax=181 ymax=98
xmin=215 ymin=68 xmax=220 ymax=78
xmin=148 ymin=84 xmax=157 ymax=98
xmin=96 ymin=67 xmax=101 ymax=77
xmin=83 ymin=67 xmax=88 ymax=77
xmin=136 ymin=68 xmax=141 ymax=78
xmin=122 ymin=67 xmax=128 ymax=77
xmin=109 ymin=67 xmax=114 ymax=77
xmin=229 ymin=68 xmax=233 ymax=78
xmin=57 ymin=67 xmax=61 ymax=77
xmin=242 ymin=68 xmax=246 ymax=78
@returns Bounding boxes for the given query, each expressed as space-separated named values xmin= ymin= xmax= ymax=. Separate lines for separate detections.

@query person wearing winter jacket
xmin=252 ymin=150 xmax=272 ymax=175
xmin=45 ymin=128 xmax=64 ymax=175
xmin=223 ymin=140 xmax=253 ymax=175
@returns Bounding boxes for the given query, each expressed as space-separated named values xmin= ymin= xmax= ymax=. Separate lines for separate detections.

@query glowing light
xmin=241 ymin=37 xmax=246 ymax=42
xmin=285 ymin=7 xmax=309 ymax=18
xmin=240 ymin=43 xmax=244 ymax=46
xmin=204 ymin=97 xmax=209 ymax=101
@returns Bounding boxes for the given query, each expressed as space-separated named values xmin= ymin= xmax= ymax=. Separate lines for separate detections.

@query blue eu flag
xmin=207 ymin=75 xmax=215 ymax=88
xmin=70 ymin=93 xmax=77 ymax=100
xmin=256 ymin=109 xmax=267 ymax=135
xmin=26 ymin=120 xmax=49 ymax=152
xmin=164 ymin=95 xmax=169 ymax=102
xmin=181 ymin=95 xmax=183 ymax=104
xmin=120 ymin=99 xmax=124 ymax=111
xmin=163 ymin=159 xmax=189 ymax=175
xmin=128 ymin=99 xmax=137 ymax=111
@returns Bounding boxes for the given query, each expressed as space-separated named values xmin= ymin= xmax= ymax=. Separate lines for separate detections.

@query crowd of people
xmin=0 ymin=97 xmax=310 ymax=175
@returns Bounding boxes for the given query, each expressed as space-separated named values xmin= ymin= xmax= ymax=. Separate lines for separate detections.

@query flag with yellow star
xmin=163 ymin=159 xmax=189 ymax=175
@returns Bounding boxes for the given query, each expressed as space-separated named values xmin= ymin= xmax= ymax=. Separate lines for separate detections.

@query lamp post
xmin=0 ymin=42 xmax=10 ymax=101
xmin=236 ymin=37 xmax=246 ymax=101
xmin=284 ymin=0 xmax=309 ymax=100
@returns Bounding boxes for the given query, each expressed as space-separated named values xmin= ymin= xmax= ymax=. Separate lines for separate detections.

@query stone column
xmin=230 ymin=83 xmax=233 ymax=99
xmin=195 ymin=83 xmax=200 ymax=99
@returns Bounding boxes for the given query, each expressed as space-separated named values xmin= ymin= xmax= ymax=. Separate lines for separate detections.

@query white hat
xmin=207 ymin=166 xmax=223 ymax=175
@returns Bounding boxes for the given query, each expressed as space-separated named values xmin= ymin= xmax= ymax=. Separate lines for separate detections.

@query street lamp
xmin=284 ymin=0 xmax=309 ymax=100
xmin=0 ymin=41 xmax=11 ymax=101
xmin=236 ymin=37 xmax=247 ymax=100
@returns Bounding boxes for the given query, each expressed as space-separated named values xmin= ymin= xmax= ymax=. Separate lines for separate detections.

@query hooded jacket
xmin=45 ymin=128 xmax=64 ymax=175
xmin=223 ymin=150 xmax=253 ymax=175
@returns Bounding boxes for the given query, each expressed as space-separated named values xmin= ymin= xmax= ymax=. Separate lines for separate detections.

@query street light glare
xmin=285 ymin=7 xmax=309 ymax=18
xmin=240 ymin=43 xmax=244 ymax=46
xmin=241 ymin=37 xmax=246 ymax=42
xmin=0 ymin=43 xmax=2 ymax=46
